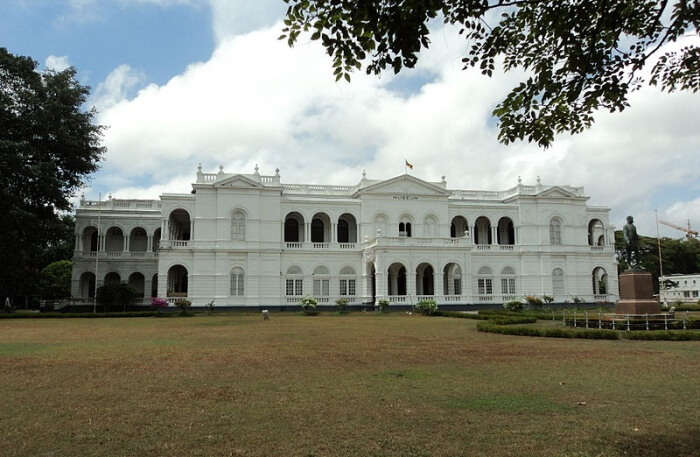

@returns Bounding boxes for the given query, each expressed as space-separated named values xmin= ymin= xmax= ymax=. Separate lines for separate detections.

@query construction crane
xmin=659 ymin=219 xmax=698 ymax=239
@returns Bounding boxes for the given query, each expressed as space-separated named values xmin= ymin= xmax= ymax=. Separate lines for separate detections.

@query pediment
xmin=537 ymin=186 xmax=577 ymax=198
xmin=213 ymin=174 xmax=264 ymax=189
xmin=355 ymin=174 xmax=449 ymax=197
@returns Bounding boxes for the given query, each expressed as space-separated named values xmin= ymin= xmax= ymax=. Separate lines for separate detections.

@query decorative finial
xmin=537 ymin=175 xmax=541 ymax=185
xmin=108 ymin=193 xmax=112 ymax=200
xmin=362 ymin=169 xmax=366 ymax=178
xmin=254 ymin=164 xmax=259 ymax=174
xmin=197 ymin=163 xmax=202 ymax=172
xmin=518 ymin=176 xmax=522 ymax=184
xmin=275 ymin=168 xmax=280 ymax=176
xmin=219 ymin=165 xmax=224 ymax=172
xmin=441 ymin=175 xmax=446 ymax=183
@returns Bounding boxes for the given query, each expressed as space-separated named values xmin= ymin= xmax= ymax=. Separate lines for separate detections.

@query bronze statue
xmin=623 ymin=216 xmax=641 ymax=269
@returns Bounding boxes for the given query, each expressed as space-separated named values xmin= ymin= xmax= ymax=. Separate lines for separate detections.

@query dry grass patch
xmin=1 ymin=313 xmax=699 ymax=457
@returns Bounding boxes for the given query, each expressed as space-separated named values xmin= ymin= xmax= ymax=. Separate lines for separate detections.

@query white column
xmin=492 ymin=226 xmax=498 ymax=245
xmin=332 ymin=223 xmax=337 ymax=243
xmin=76 ymin=234 xmax=81 ymax=252
xmin=147 ymin=235 xmax=152 ymax=252
xmin=190 ymin=220 xmax=195 ymax=241
xmin=124 ymin=234 xmax=129 ymax=252
xmin=305 ymin=223 xmax=310 ymax=243
xmin=435 ymin=271 xmax=443 ymax=296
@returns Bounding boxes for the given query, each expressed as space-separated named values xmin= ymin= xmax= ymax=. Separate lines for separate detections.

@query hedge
xmin=476 ymin=322 xmax=619 ymax=340
xmin=489 ymin=317 xmax=537 ymax=325
xmin=436 ymin=311 xmax=489 ymax=320
xmin=673 ymin=304 xmax=700 ymax=312
xmin=624 ymin=331 xmax=700 ymax=341
xmin=0 ymin=311 xmax=161 ymax=319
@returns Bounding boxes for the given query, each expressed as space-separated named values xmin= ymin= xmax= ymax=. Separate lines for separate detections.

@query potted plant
xmin=299 ymin=296 xmax=318 ymax=315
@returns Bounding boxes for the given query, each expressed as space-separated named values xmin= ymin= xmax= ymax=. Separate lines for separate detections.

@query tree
xmin=0 ymin=48 xmax=104 ymax=302
xmin=281 ymin=1 xmax=699 ymax=147
xmin=39 ymin=260 xmax=73 ymax=300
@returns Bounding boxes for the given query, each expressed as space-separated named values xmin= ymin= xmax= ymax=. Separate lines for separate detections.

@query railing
xmin=80 ymin=199 xmax=161 ymax=209
xmin=590 ymin=246 xmax=604 ymax=251
xmin=442 ymin=295 xmax=464 ymax=302
xmin=282 ymin=183 xmax=356 ymax=194
xmin=313 ymin=243 xmax=330 ymax=249
xmin=286 ymin=242 xmax=303 ymax=248
xmin=172 ymin=240 xmax=189 ymax=247
xmin=129 ymin=251 xmax=146 ymax=257
xmin=478 ymin=295 xmax=494 ymax=302
xmin=502 ymin=295 xmax=517 ymax=302
xmin=106 ymin=251 xmax=122 ymax=257
xmin=499 ymin=245 xmax=514 ymax=251
xmin=339 ymin=243 xmax=356 ymax=249
xmin=83 ymin=251 xmax=97 ymax=257
xmin=372 ymin=237 xmax=471 ymax=248
xmin=316 ymin=297 xmax=330 ymax=303
xmin=476 ymin=245 xmax=491 ymax=250
xmin=593 ymin=294 xmax=608 ymax=302
xmin=415 ymin=295 xmax=434 ymax=302
xmin=388 ymin=295 xmax=407 ymax=303
xmin=563 ymin=311 xmax=690 ymax=331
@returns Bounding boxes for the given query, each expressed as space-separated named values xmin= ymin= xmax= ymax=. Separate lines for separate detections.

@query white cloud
xmin=91 ymin=64 xmax=146 ymax=112
xmin=45 ymin=55 xmax=71 ymax=72
xmin=93 ymin=24 xmax=700 ymax=238
xmin=209 ymin=0 xmax=286 ymax=42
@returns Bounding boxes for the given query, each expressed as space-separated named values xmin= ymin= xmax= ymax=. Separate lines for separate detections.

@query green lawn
xmin=1 ymin=313 xmax=698 ymax=457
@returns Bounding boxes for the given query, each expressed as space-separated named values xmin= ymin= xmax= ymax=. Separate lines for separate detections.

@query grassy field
xmin=1 ymin=313 xmax=699 ymax=457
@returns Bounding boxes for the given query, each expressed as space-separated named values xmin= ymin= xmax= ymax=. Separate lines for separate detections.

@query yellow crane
xmin=659 ymin=219 xmax=698 ymax=239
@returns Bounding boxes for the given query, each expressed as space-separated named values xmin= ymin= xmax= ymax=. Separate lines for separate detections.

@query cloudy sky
xmin=3 ymin=0 xmax=699 ymax=236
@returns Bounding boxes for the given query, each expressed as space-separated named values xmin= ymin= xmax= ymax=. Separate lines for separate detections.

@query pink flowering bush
xmin=151 ymin=297 xmax=168 ymax=308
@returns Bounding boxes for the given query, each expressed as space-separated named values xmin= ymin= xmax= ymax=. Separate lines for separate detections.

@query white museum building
xmin=71 ymin=166 xmax=619 ymax=308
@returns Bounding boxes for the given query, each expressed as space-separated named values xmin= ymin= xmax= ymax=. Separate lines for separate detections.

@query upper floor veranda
xmin=73 ymin=166 xmax=615 ymax=258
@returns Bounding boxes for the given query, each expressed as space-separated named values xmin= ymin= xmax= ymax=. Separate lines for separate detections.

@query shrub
xmin=299 ymin=296 xmax=318 ymax=315
xmin=335 ymin=298 xmax=349 ymax=314
xmin=624 ymin=331 xmax=700 ymax=341
xmin=436 ymin=311 xmax=488 ymax=320
xmin=174 ymin=298 xmax=192 ymax=316
xmin=542 ymin=295 xmax=554 ymax=304
xmin=376 ymin=299 xmax=390 ymax=313
xmin=413 ymin=299 xmax=438 ymax=316
xmin=675 ymin=303 xmax=700 ymax=312
xmin=205 ymin=299 xmax=216 ymax=315
xmin=489 ymin=316 xmax=537 ymax=325
xmin=151 ymin=297 xmax=168 ymax=309
xmin=525 ymin=296 xmax=544 ymax=309
xmin=477 ymin=322 xmax=619 ymax=340
xmin=96 ymin=284 xmax=138 ymax=312
xmin=503 ymin=300 xmax=524 ymax=312
xmin=572 ymin=297 xmax=584 ymax=304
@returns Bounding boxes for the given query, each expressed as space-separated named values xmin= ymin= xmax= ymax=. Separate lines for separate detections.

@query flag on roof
xmin=405 ymin=160 xmax=413 ymax=169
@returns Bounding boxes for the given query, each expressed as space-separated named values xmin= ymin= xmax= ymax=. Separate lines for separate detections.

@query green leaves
xmin=281 ymin=0 xmax=698 ymax=148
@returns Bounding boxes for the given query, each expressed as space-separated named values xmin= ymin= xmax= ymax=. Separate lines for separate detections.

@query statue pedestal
xmin=615 ymin=271 xmax=660 ymax=314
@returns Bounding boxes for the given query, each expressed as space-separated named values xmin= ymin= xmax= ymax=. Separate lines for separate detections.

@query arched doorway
xmin=104 ymin=272 xmax=121 ymax=287
xmin=450 ymin=216 xmax=468 ymax=238
xmin=151 ymin=274 xmax=158 ymax=298
xmin=497 ymin=217 xmax=515 ymax=245
xmin=128 ymin=272 xmax=145 ymax=297
xmin=79 ymin=272 xmax=96 ymax=298
xmin=367 ymin=263 xmax=376 ymax=304
xmin=169 ymin=209 xmax=191 ymax=240
xmin=284 ymin=212 xmax=305 ymax=242
xmin=338 ymin=213 xmax=358 ymax=243
xmin=387 ymin=263 xmax=407 ymax=296
xmin=416 ymin=263 xmax=434 ymax=296
xmin=443 ymin=263 xmax=462 ymax=295
xmin=474 ymin=217 xmax=492 ymax=245
xmin=167 ymin=265 xmax=188 ymax=297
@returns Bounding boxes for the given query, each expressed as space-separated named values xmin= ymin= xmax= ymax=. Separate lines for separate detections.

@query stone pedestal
xmin=615 ymin=271 xmax=660 ymax=314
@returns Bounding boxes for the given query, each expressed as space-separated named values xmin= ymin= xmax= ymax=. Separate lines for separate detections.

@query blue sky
xmin=2 ymin=0 xmax=699 ymax=236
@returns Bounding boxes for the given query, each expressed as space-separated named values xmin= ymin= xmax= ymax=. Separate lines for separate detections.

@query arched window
xmin=550 ymin=217 xmax=562 ymax=245
xmin=552 ymin=268 xmax=565 ymax=298
xmin=230 ymin=267 xmax=245 ymax=296
xmin=501 ymin=267 xmax=516 ymax=298
xmin=399 ymin=215 xmax=413 ymax=237
xmin=387 ymin=263 xmax=407 ymax=296
xmin=129 ymin=227 xmax=148 ymax=253
xmin=588 ymin=219 xmax=604 ymax=246
xmin=416 ymin=263 xmax=434 ymax=295
xmin=285 ymin=266 xmax=303 ymax=296
xmin=592 ymin=267 xmax=608 ymax=296
xmin=231 ymin=211 xmax=246 ymax=240
xmin=104 ymin=272 xmax=121 ymax=286
xmin=105 ymin=227 xmax=124 ymax=252
xmin=339 ymin=266 xmax=356 ymax=296
xmin=477 ymin=266 xmax=493 ymax=297
xmin=311 ymin=213 xmax=331 ymax=243
xmin=338 ymin=213 xmax=357 ymax=243
xmin=313 ymin=266 xmax=330 ymax=299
